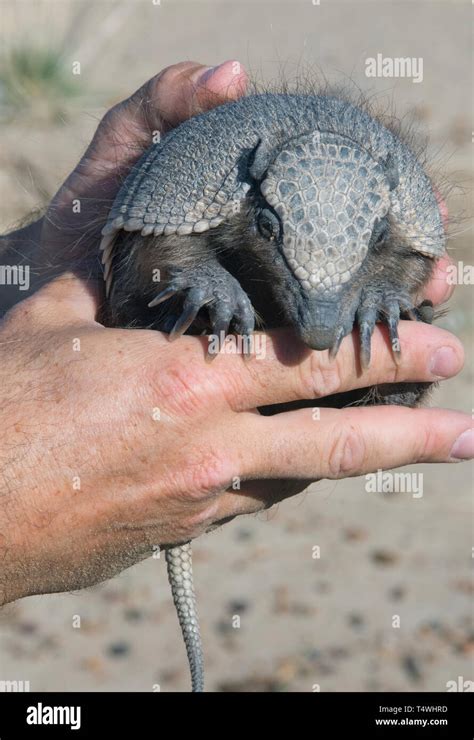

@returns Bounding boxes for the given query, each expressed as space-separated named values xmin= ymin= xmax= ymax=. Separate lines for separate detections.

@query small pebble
xmin=106 ymin=641 xmax=130 ymax=658
xmin=16 ymin=622 xmax=37 ymax=636
xmin=227 ymin=599 xmax=249 ymax=614
xmin=215 ymin=619 xmax=233 ymax=636
xmin=402 ymin=654 xmax=422 ymax=681
xmin=123 ymin=607 xmax=143 ymax=622
xmin=348 ymin=612 xmax=365 ymax=629
xmin=235 ymin=527 xmax=253 ymax=542
xmin=328 ymin=646 xmax=350 ymax=660
xmin=343 ymin=527 xmax=368 ymax=542
xmin=389 ymin=585 xmax=405 ymax=601
xmin=314 ymin=580 xmax=331 ymax=594
xmin=371 ymin=549 xmax=399 ymax=566
xmin=218 ymin=676 xmax=282 ymax=692
xmin=80 ymin=657 xmax=104 ymax=675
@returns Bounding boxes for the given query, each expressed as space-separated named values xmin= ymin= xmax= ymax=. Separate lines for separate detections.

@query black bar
xmin=0 ymin=691 xmax=471 ymax=738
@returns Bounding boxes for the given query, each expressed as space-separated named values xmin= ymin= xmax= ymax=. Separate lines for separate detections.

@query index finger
xmin=206 ymin=321 xmax=464 ymax=412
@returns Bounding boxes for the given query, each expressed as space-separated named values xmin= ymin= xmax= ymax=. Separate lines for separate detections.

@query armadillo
xmin=99 ymin=91 xmax=445 ymax=691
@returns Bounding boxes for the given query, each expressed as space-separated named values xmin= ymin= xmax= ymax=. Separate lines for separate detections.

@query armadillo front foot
xmin=355 ymin=286 xmax=429 ymax=370
xmin=148 ymin=263 xmax=255 ymax=349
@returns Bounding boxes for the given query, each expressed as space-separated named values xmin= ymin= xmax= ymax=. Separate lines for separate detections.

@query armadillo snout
xmin=301 ymin=328 xmax=340 ymax=352
xmin=297 ymin=298 xmax=345 ymax=352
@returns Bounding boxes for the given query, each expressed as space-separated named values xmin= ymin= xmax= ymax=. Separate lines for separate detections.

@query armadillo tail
xmin=165 ymin=542 xmax=204 ymax=692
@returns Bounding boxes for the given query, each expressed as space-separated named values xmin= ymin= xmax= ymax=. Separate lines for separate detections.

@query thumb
xmin=70 ymin=60 xmax=248 ymax=195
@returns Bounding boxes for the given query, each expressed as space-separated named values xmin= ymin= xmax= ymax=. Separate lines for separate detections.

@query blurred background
xmin=0 ymin=0 xmax=472 ymax=691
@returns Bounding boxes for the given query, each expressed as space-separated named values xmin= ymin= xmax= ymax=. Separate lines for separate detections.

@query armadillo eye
xmin=257 ymin=208 xmax=280 ymax=241
xmin=372 ymin=217 xmax=389 ymax=246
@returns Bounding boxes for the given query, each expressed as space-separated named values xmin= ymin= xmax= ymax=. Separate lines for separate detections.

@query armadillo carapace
xmin=99 ymin=92 xmax=445 ymax=691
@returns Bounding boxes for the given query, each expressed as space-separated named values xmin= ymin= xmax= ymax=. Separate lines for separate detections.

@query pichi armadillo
xmin=99 ymin=92 xmax=444 ymax=692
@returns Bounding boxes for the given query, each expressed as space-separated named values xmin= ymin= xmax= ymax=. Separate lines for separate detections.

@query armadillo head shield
xmin=258 ymin=132 xmax=392 ymax=350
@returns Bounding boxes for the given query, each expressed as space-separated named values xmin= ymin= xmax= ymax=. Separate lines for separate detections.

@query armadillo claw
xmin=148 ymin=263 xmax=255 ymax=353
xmin=355 ymin=286 xmax=432 ymax=369
xmin=229 ymin=300 xmax=256 ymax=360
xmin=385 ymin=301 xmax=402 ymax=365
xmin=355 ymin=298 xmax=377 ymax=370
xmin=148 ymin=286 xmax=179 ymax=307
xmin=359 ymin=320 xmax=374 ymax=371
xmin=328 ymin=327 xmax=345 ymax=360
xmin=205 ymin=315 xmax=231 ymax=359
xmin=387 ymin=320 xmax=402 ymax=365
xmin=170 ymin=292 xmax=213 ymax=340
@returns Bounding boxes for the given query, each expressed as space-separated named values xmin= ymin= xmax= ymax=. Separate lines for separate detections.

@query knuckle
xmin=101 ymin=97 xmax=148 ymax=145
xmin=146 ymin=352 xmax=214 ymax=415
xmin=389 ymin=364 xmax=404 ymax=385
xmin=241 ymin=361 xmax=266 ymax=395
xmin=326 ymin=421 xmax=366 ymax=478
xmin=100 ymin=107 xmax=114 ymax=128
xmin=100 ymin=105 xmax=122 ymax=134
xmin=2 ymin=301 xmax=29 ymax=329
xmin=414 ymin=418 xmax=439 ymax=462
xmin=163 ymin=517 xmax=201 ymax=544
xmin=389 ymin=354 xmax=407 ymax=385
xmin=182 ymin=447 xmax=234 ymax=499
xmin=185 ymin=499 xmax=221 ymax=536
xmin=153 ymin=64 xmax=176 ymax=92
xmin=223 ymin=359 xmax=264 ymax=408
xmin=174 ymin=516 xmax=205 ymax=543
xmin=305 ymin=352 xmax=343 ymax=399
xmin=3 ymin=294 xmax=47 ymax=329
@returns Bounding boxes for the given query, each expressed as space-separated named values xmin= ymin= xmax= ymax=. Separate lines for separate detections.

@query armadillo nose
xmin=298 ymin=299 xmax=341 ymax=351
xmin=300 ymin=327 xmax=339 ymax=352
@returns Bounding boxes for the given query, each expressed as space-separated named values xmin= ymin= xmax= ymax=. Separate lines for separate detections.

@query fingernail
xmin=429 ymin=346 xmax=460 ymax=378
xmin=449 ymin=429 xmax=474 ymax=461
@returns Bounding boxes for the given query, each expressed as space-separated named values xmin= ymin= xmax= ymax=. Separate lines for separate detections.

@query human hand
xmin=0 ymin=266 xmax=470 ymax=605
xmin=0 ymin=60 xmax=247 ymax=312
xmin=0 ymin=61 xmax=470 ymax=607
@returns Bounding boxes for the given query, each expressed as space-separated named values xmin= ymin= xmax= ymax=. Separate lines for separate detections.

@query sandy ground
xmin=0 ymin=0 xmax=472 ymax=692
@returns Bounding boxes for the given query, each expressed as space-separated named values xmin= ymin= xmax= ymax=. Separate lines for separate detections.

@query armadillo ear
xmin=388 ymin=168 xmax=445 ymax=259
xmin=380 ymin=153 xmax=400 ymax=191
xmin=248 ymin=136 xmax=279 ymax=181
